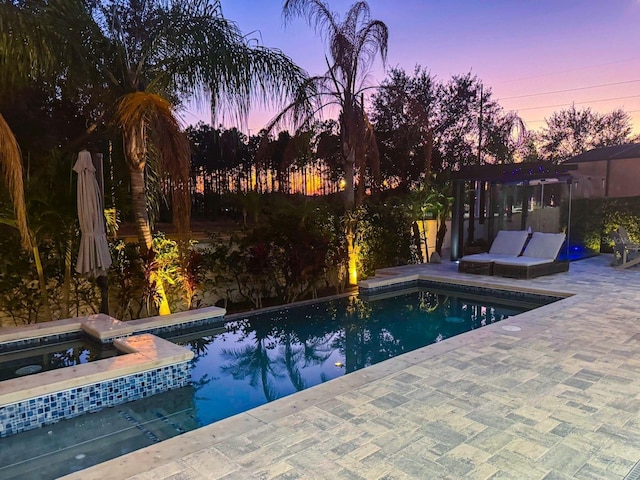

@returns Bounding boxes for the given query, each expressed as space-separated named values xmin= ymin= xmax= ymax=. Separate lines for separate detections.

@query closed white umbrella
xmin=73 ymin=150 xmax=112 ymax=311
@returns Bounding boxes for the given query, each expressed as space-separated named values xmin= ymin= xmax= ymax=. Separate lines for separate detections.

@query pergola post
xmin=450 ymin=180 xmax=465 ymax=261
xmin=468 ymin=183 xmax=476 ymax=245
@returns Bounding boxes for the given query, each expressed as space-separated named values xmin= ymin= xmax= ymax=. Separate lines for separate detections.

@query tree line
xmin=186 ymin=66 xmax=638 ymax=213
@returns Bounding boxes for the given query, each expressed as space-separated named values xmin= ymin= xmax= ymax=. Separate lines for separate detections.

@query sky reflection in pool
xmin=179 ymin=286 xmax=544 ymax=425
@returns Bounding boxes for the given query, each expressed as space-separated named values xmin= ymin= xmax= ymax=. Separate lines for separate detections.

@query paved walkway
xmin=67 ymin=256 xmax=640 ymax=480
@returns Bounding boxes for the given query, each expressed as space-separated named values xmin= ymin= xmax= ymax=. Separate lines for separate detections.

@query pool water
xmin=181 ymin=287 xmax=541 ymax=426
xmin=0 ymin=285 xmax=555 ymax=479
xmin=0 ymin=339 xmax=118 ymax=382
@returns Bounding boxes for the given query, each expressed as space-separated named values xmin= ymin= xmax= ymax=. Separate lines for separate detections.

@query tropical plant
xmin=84 ymin=0 xmax=306 ymax=313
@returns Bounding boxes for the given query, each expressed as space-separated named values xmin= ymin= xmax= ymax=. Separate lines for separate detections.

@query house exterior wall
xmin=569 ymin=157 xmax=640 ymax=198
xmin=607 ymin=157 xmax=640 ymax=198
xmin=571 ymin=160 xmax=606 ymax=198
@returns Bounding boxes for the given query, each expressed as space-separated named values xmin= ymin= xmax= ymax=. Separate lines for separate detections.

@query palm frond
xmin=124 ymin=1 xmax=310 ymax=128
xmin=0 ymin=0 xmax=96 ymax=94
xmin=0 ymin=113 xmax=31 ymax=250
xmin=0 ymin=1 xmax=54 ymax=92
xmin=283 ymin=0 xmax=340 ymax=35
xmin=115 ymin=92 xmax=191 ymax=237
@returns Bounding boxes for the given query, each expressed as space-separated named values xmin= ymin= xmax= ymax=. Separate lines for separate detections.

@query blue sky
xmin=187 ymin=1 xmax=640 ymax=134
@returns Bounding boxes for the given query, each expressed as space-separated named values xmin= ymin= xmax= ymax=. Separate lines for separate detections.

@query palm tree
xmin=1 ymin=0 xmax=89 ymax=248
xmin=92 ymin=0 xmax=309 ymax=314
xmin=274 ymin=0 xmax=388 ymax=210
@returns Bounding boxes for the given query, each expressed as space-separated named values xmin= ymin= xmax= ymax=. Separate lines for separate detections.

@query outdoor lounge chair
xmin=492 ymin=232 xmax=569 ymax=279
xmin=458 ymin=230 xmax=529 ymax=275
xmin=610 ymin=229 xmax=640 ymax=269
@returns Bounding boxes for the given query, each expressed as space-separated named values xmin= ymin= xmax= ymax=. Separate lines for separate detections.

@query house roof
xmin=450 ymin=161 xmax=576 ymax=183
xmin=564 ymin=143 xmax=640 ymax=164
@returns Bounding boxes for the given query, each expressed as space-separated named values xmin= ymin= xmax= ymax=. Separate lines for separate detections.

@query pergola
xmin=449 ymin=161 xmax=578 ymax=261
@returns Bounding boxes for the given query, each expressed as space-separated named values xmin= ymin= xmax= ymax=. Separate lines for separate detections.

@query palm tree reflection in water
xmin=178 ymin=288 xmax=530 ymax=420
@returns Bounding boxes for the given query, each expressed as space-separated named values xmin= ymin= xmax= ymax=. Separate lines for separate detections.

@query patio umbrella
xmin=73 ymin=150 xmax=112 ymax=314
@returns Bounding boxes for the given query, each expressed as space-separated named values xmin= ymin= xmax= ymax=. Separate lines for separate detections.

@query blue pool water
xmin=0 ymin=284 xmax=557 ymax=479
xmin=180 ymin=286 xmax=543 ymax=426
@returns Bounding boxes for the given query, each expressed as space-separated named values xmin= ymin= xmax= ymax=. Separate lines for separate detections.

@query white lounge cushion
xmin=460 ymin=253 xmax=519 ymax=264
xmin=522 ymin=232 xmax=566 ymax=260
xmin=488 ymin=230 xmax=529 ymax=256
xmin=493 ymin=256 xmax=554 ymax=267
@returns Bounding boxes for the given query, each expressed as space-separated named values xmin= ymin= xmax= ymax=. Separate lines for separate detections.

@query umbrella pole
xmin=96 ymin=275 xmax=109 ymax=315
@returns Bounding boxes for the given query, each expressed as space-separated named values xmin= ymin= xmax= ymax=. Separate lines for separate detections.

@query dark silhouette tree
xmin=538 ymin=105 xmax=635 ymax=162
xmin=371 ymin=66 xmax=437 ymax=190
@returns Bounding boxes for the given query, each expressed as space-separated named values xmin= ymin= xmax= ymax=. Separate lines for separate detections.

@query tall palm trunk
xmin=129 ymin=167 xmax=153 ymax=249
xmin=128 ymin=166 xmax=172 ymax=315
xmin=124 ymin=122 xmax=172 ymax=316
xmin=343 ymin=148 xmax=355 ymax=210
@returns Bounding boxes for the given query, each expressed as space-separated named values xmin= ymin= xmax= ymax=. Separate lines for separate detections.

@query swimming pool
xmin=0 ymin=284 xmax=558 ymax=479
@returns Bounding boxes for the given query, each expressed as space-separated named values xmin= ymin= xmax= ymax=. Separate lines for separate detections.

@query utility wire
xmin=499 ymin=80 xmax=640 ymax=100
xmin=525 ymin=108 xmax=640 ymax=124
xmin=515 ymin=94 xmax=640 ymax=112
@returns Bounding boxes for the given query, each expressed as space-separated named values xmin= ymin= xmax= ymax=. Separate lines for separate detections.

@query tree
xmin=483 ymin=110 xmax=526 ymax=164
xmin=372 ymin=68 xmax=527 ymax=176
xmin=434 ymin=73 xmax=510 ymax=171
xmin=314 ymin=120 xmax=343 ymax=194
xmin=0 ymin=0 xmax=90 ymax=251
xmin=274 ymin=0 xmax=389 ymax=209
xmin=371 ymin=66 xmax=437 ymax=190
xmin=0 ymin=0 xmax=97 ymax=321
xmin=186 ymin=122 xmax=223 ymax=203
xmin=538 ymin=105 xmax=635 ymax=162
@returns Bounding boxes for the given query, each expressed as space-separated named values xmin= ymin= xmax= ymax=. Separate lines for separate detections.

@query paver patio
xmin=65 ymin=255 xmax=640 ymax=480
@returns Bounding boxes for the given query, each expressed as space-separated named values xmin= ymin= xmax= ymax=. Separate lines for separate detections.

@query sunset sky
xmin=188 ymin=0 xmax=640 ymax=135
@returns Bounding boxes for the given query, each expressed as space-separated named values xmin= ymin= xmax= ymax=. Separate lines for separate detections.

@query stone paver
xmin=65 ymin=255 xmax=640 ymax=480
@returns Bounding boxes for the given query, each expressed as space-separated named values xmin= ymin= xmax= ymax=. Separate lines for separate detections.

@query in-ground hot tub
xmin=0 ymin=306 xmax=225 ymax=437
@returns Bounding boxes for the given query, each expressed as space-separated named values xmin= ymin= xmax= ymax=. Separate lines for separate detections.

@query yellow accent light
xmin=348 ymin=251 xmax=358 ymax=285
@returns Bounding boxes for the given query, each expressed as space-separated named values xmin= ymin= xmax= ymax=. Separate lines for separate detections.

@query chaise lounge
xmin=493 ymin=232 xmax=569 ymax=279
xmin=458 ymin=230 xmax=529 ymax=275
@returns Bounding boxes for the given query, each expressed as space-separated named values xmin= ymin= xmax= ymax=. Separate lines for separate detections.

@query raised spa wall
xmin=0 ymin=306 xmax=225 ymax=437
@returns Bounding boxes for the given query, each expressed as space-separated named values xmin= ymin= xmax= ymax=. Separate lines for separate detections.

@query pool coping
xmin=0 ymin=306 xmax=226 ymax=348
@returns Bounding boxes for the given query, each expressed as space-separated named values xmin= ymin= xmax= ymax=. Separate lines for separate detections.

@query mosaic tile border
xmin=0 ymin=331 xmax=84 ymax=354
xmin=419 ymin=278 xmax=565 ymax=304
xmin=0 ymin=362 xmax=191 ymax=437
